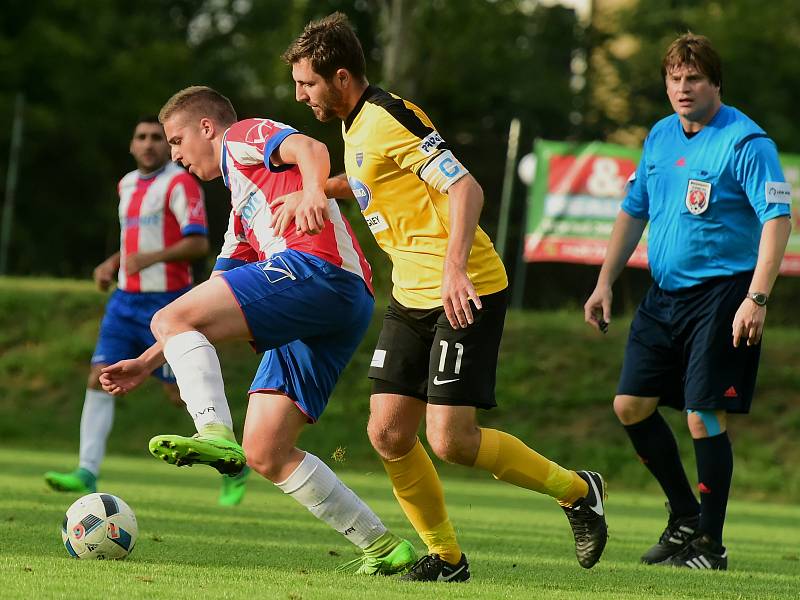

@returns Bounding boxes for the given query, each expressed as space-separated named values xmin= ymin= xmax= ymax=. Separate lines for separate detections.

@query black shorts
xmin=617 ymin=272 xmax=761 ymax=414
xmin=369 ymin=289 xmax=508 ymax=409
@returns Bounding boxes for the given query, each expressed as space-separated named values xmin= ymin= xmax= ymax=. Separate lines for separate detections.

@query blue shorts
xmin=617 ymin=272 xmax=761 ymax=414
xmin=220 ymin=249 xmax=374 ymax=422
xmin=92 ymin=288 xmax=190 ymax=383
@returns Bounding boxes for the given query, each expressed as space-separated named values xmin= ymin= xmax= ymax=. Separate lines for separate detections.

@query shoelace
xmin=407 ymin=554 xmax=444 ymax=577
xmin=658 ymin=518 xmax=696 ymax=545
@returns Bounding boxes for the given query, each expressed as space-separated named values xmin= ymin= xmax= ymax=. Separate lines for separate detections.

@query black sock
xmin=624 ymin=411 xmax=699 ymax=517
xmin=693 ymin=432 xmax=733 ymax=545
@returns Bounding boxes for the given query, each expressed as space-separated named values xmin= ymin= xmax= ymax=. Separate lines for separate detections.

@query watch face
xmin=750 ymin=293 xmax=768 ymax=306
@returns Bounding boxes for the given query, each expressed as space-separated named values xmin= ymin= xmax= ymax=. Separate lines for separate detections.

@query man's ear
xmin=336 ymin=68 xmax=349 ymax=88
xmin=199 ymin=117 xmax=215 ymax=139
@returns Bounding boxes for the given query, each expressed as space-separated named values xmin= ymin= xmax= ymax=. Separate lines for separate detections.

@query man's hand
xmin=99 ymin=359 xmax=151 ymax=395
xmin=732 ymin=298 xmax=766 ymax=347
xmin=584 ymin=283 xmax=613 ymax=333
xmin=93 ymin=260 xmax=117 ymax=292
xmin=269 ymin=190 xmax=304 ymax=235
xmin=442 ymin=262 xmax=481 ymax=329
xmin=125 ymin=252 xmax=156 ymax=276
xmin=293 ymin=188 xmax=330 ymax=235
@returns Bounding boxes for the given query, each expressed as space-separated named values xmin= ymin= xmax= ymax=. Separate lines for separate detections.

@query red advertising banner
xmin=524 ymin=140 xmax=800 ymax=275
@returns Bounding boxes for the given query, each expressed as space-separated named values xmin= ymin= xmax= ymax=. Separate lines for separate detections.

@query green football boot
xmin=218 ymin=465 xmax=251 ymax=506
xmin=44 ymin=467 xmax=97 ymax=493
xmin=149 ymin=424 xmax=246 ymax=475
xmin=337 ymin=535 xmax=417 ymax=576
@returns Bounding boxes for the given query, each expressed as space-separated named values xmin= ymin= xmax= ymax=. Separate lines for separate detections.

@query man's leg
xmin=44 ymin=364 xmax=111 ymax=492
xmin=244 ymin=392 xmax=415 ymax=575
xmin=425 ymin=404 xmax=606 ymax=569
xmin=368 ymin=393 xmax=465 ymax=574
xmin=615 ymin=395 xmax=701 ymax=564
xmin=657 ymin=409 xmax=732 ymax=570
xmin=147 ymin=276 xmax=252 ymax=474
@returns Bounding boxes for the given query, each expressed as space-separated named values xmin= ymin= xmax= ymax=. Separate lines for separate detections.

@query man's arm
xmin=94 ymin=251 xmax=121 ymax=291
xmin=583 ymin=211 xmax=648 ymax=331
xmin=442 ymin=174 xmax=484 ymax=329
xmin=125 ymin=235 xmax=209 ymax=276
xmin=272 ymin=134 xmax=330 ymax=234
xmin=325 ymin=173 xmax=354 ymax=200
xmin=732 ymin=215 xmax=792 ymax=347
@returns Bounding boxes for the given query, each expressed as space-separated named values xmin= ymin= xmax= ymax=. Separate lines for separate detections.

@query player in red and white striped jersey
xmin=100 ymin=87 xmax=417 ymax=575
xmin=44 ymin=117 xmax=224 ymax=499
xmin=213 ymin=117 xmax=371 ymax=290
xmin=117 ymin=161 xmax=207 ymax=292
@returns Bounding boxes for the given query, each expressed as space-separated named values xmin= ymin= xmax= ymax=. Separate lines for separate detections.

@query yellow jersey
xmin=342 ymin=86 xmax=507 ymax=309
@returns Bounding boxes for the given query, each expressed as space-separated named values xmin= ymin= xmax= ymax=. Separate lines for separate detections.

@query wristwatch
xmin=746 ymin=292 xmax=768 ymax=306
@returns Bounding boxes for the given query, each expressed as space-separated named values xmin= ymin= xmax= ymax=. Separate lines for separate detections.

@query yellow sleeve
xmin=377 ymin=102 xmax=469 ymax=193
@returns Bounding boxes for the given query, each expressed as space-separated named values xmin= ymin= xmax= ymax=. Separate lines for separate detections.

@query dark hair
xmin=159 ymin=86 xmax=237 ymax=127
xmin=135 ymin=115 xmax=161 ymax=127
xmin=282 ymin=12 xmax=366 ymax=81
xmin=662 ymin=33 xmax=722 ymax=90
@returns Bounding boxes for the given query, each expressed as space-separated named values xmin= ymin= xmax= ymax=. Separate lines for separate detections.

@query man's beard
xmin=314 ymin=86 xmax=345 ymax=122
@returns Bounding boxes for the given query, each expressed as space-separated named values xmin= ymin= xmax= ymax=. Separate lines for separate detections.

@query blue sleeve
xmin=213 ymin=258 xmax=248 ymax=272
xmin=620 ymin=138 xmax=649 ymax=219
xmin=181 ymin=224 xmax=208 ymax=236
xmin=263 ymin=128 xmax=300 ymax=173
xmin=734 ymin=136 xmax=792 ymax=223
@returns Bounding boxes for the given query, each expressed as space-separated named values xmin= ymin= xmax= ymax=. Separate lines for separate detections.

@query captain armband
xmin=418 ymin=150 xmax=469 ymax=193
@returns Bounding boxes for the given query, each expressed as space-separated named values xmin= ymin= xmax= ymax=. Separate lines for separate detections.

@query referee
xmin=584 ymin=34 xmax=792 ymax=570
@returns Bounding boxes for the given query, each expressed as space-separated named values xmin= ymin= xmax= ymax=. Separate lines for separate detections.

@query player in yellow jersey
xmin=280 ymin=12 xmax=609 ymax=580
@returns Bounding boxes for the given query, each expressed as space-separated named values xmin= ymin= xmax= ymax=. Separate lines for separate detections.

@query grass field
xmin=3 ymin=277 xmax=800 ymax=501
xmin=1 ymin=448 xmax=798 ymax=599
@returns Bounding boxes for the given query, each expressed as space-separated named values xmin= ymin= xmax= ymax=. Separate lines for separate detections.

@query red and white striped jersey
xmin=117 ymin=162 xmax=207 ymax=292
xmin=216 ymin=118 xmax=372 ymax=293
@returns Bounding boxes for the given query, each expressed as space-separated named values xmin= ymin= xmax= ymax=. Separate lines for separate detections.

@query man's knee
xmin=87 ymin=365 xmax=106 ymax=390
xmin=242 ymin=440 xmax=286 ymax=482
xmin=367 ymin=415 xmax=416 ymax=458
xmin=687 ymin=409 xmax=726 ymax=439
xmin=150 ymin=305 xmax=191 ymax=342
xmin=613 ymin=395 xmax=658 ymax=425
xmin=425 ymin=420 xmax=479 ymax=466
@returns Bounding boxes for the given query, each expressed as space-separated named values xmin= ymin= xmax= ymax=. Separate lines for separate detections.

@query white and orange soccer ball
xmin=61 ymin=493 xmax=138 ymax=560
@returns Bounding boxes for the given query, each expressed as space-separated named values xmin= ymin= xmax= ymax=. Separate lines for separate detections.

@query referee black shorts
xmin=368 ymin=289 xmax=508 ymax=409
xmin=617 ymin=272 xmax=761 ymax=414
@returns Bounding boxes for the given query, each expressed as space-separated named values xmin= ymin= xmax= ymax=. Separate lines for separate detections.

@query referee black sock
xmin=624 ymin=411 xmax=699 ymax=517
xmin=693 ymin=432 xmax=733 ymax=545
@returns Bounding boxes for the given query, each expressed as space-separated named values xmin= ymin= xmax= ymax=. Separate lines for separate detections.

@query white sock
xmin=276 ymin=452 xmax=387 ymax=549
xmin=78 ymin=389 xmax=115 ymax=476
xmin=163 ymin=331 xmax=233 ymax=431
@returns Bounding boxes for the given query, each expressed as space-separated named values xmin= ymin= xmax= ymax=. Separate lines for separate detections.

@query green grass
xmin=1 ymin=448 xmax=798 ymax=599
xmin=2 ymin=276 xmax=800 ymax=501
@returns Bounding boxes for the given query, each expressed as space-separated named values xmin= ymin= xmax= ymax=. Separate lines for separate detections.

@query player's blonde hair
xmin=158 ymin=86 xmax=237 ymax=127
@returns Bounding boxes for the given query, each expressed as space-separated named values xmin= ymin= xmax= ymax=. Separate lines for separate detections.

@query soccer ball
xmin=61 ymin=493 xmax=138 ymax=560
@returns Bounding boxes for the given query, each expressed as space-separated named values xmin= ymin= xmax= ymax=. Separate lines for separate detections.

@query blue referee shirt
xmin=622 ymin=104 xmax=792 ymax=291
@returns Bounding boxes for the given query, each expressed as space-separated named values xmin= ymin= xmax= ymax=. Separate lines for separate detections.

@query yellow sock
xmin=382 ymin=438 xmax=462 ymax=563
xmin=474 ymin=428 xmax=588 ymax=505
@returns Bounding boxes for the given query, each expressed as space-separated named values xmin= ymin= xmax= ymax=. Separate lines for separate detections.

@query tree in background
xmin=0 ymin=0 xmax=581 ymax=280
xmin=585 ymin=0 xmax=800 ymax=151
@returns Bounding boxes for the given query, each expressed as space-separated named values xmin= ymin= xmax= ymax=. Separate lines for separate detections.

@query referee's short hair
xmin=283 ymin=12 xmax=367 ymax=82
xmin=662 ymin=33 xmax=722 ymax=90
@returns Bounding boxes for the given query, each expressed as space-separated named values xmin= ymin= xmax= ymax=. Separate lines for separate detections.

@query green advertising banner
xmin=525 ymin=140 xmax=800 ymax=275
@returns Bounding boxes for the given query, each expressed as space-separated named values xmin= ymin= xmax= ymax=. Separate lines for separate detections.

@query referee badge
xmin=685 ymin=179 xmax=711 ymax=215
